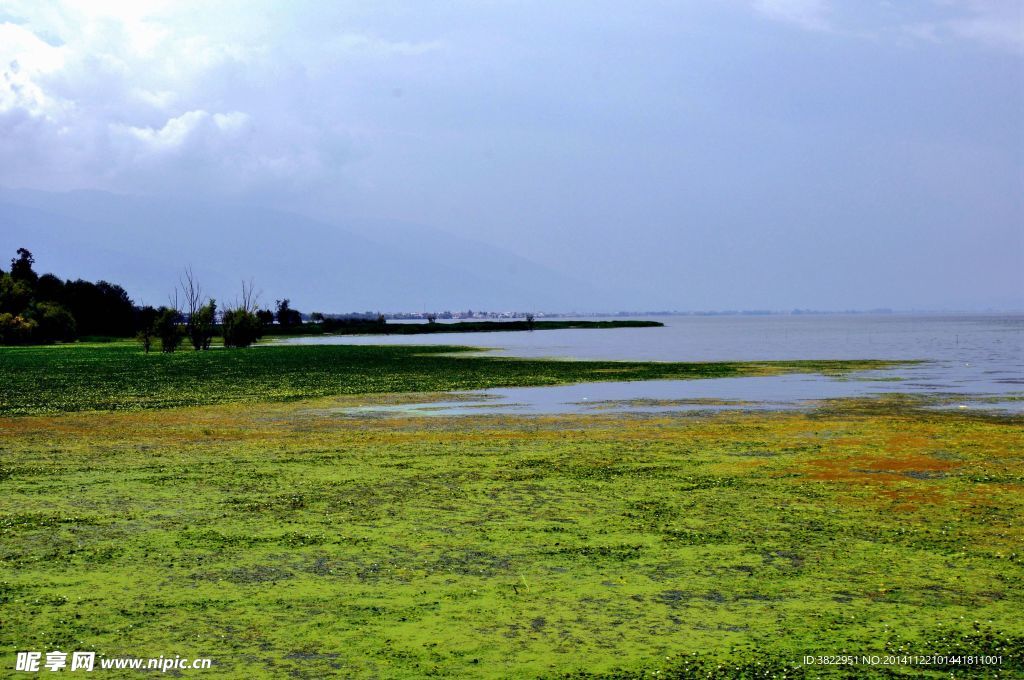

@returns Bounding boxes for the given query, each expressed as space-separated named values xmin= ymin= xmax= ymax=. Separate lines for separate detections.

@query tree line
xmin=0 ymin=248 xmax=304 ymax=350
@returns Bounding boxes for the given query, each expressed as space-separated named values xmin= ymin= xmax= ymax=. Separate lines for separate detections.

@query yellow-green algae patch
xmin=1 ymin=396 xmax=1021 ymax=678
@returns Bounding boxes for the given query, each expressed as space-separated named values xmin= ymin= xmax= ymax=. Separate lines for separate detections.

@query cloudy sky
xmin=1 ymin=1 xmax=1021 ymax=310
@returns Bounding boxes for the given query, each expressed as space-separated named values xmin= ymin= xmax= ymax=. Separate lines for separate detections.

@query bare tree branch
xmin=236 ymin=279 xmax=261 ymax=314
xmin=179 ymin=267 xmax=203 ymax=319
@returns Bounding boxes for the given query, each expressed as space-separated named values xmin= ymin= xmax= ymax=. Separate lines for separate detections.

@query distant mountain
xmin=0 ymin=188 xmax=613 ymax=313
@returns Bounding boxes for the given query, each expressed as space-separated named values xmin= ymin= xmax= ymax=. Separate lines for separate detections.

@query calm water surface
xmin=285 ymin=314 xmax=1023 ymax=415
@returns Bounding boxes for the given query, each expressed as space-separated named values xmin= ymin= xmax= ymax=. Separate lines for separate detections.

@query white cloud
xmin=112 ymin=109 xmax=250 ymax=153
xmin=331 ymin=34 xmax=444 ymax=58
xmin=751 ymin=0 xmax=832 ymax=32
xmin=947 ymin=0 xmax=1024 ymax=53
xmin=211 ymin=111 xmax=249 ymax=134
xmin=0 ymin=2 xmax=441 ymax=196
xmin=750 ymin=0 xmax=1023 ymax=52
xmin=131 ymin=87 xmax=177 ymax=108
xmin=0 ymin=23 xmax=67 ymax=118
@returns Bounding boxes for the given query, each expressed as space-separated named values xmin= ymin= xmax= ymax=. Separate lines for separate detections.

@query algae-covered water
xmin=288 ymin=314 xmax=1023 ymax=414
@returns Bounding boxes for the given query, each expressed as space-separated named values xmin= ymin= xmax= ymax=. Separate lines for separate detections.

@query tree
xmin=34 ymin=273 xmax=65 ymax=302
xmin=256 ymin=308 xmax=275 ymax=326
xmin=63 ymin=279 xmax=136 ymax=337
xmin=275 ymin=298 xmax=302 ymax=328
xmin=0 ymin=247 xmax=143 ymax=345
xmin=0 ymin=313 xmax=36 ymax=344
xmin=29 ymin=302 xmax=77 ymax=343
xmin=155 ymin=307 xmax=184 ymax=352
xmin=0 ymin=271 xmax=33 ymax=316
xmin=180 ymin=268 xmax=216 ymax=350
xmin=222 ymin=308 xmax=262 ymax=347
xmin=10 ymin=248 xmax=37 ymax=284
xmin=192 ymin=299 xmax=217 ymax=350
xmin=223 ymin=280 xmax=262 ymax=348
xmin=136 ymin=305 xmax=159 ymax=354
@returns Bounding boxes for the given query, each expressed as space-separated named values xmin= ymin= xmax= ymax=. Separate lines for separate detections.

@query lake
xmin=284 ymin=314 xmax=1023 ymax=415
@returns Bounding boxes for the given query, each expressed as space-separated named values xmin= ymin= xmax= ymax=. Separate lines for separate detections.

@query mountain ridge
xmin=0 ymin=187 xmax=617 ymax=313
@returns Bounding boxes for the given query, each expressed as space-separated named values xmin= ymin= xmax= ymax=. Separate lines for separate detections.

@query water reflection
xmin=285 ymin=314 xmax=1022 ymax=415
xmin=337 ymin=374 xmax=1021 ymax=417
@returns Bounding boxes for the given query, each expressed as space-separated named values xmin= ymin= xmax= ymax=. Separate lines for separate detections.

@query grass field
xmin=1 ymin=345 xmax=1021 ymax=678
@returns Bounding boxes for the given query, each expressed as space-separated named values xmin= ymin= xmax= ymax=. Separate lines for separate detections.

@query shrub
xmin=222 ymin=308 xmax=262 ymax=348
xmin=189 ymin=299 xmax=217 ymax=350
xmin=0 ymin=272 xmax=33 ymax=316
xmin=155 ymin=308 xmax=184 ymax=353
xmin=0 ymin=313 xmax=36 ymax=345
xmin=29 ymin=302 xmax=77 ymax=343
xmin=136 ymin=306 xmax=159 ymax=353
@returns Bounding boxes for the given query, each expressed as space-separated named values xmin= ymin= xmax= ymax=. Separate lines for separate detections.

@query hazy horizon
xmin=2 ymin=2 xmax=1022 ymax=311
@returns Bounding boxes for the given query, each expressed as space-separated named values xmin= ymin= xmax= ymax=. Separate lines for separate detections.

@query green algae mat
xmin=2 ymin=390 xmax=1022 ymax=677
xmin=0 ymin=344 xmax=1019 ymax=677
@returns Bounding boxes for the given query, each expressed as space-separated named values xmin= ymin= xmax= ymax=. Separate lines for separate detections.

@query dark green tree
xmin=10 ymin=248 xmax=38 ymax=284
xmin=222 ymin=308 xmax=262 ymax=348
xmin=28 ymin=302 xmax=77 ymax=343
xmin=155 ymin=307 xmax=183 ymax=352
xmin=0 ymin=248 xmax=142 ymax=345
xmin=0 ymin=271 xmax=33 ymax=316
xmin=34 ymin=273 xmax=65 ymax=302
xmin=275 ymin=298 xmax=302 ymax=328
xmin=63 ymin=279 xmax=136 ymax=337
xmin=190 ymin=299 xmax=217 ymax=350
xmin=223 ymin=281 xmax=262 ymax=348
xmin=256 ymin=309 xmax=275 ymax=326
xmin=136 ymin=305 xmax=159 ymax=354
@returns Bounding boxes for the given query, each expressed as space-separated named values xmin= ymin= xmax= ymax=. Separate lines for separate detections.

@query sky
xmin=1 ymin=0 xmax=1022 ymax=311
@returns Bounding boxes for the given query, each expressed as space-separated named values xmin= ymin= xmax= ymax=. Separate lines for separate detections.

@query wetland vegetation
xmin=1 ymin=342 xmax=1021 ymax=677
xmin=1 ymin=381 xmax=1021 ymax=677
xmin=0 ymin=342 xmax=897 ymax=417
